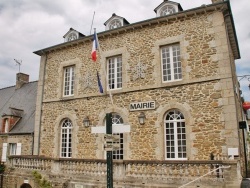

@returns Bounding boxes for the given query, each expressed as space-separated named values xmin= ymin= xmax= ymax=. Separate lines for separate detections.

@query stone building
xmin=0 ymin=73 xmax=37 ymax=187
xmin=3 ymin=0 xmax=245 ymax=187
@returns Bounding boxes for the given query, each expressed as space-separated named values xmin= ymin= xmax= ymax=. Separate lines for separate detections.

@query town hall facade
xmin=1 ymin=0 xmax=245 ymax=187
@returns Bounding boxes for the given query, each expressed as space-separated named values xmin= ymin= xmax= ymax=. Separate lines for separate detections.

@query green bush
xmin=0 ymin=164 xmax=5 ymax=174
xmin=32 ymin=171 xmax=52 ymax=188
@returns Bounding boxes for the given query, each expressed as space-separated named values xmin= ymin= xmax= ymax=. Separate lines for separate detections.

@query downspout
xmin=223 ymin=1 xmax=246 ymax=177
xmin=37 ymin=50 xmax=47 ymax=155
xmin=31 ymin=132 xmax=34 ymax=155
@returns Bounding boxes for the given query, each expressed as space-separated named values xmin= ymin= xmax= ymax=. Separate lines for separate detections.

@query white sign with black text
xmin=129 ymin=101 xmax=156 ymax=111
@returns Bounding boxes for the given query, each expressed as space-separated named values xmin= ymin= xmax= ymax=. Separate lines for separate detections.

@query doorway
xmin=20 ymin=183 xmax=32 ymax=188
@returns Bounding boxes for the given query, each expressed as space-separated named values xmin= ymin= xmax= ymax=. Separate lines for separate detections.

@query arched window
xmin=160 ymin=5 xmax=176 ymax=16
xmin=109 ymin=19 xmax=122 ymax=29
xmin=61 ymin=118 xmax=72 ymax=158
xmin=112 ymin=113 xmax=124 ymax=160
xmin=164 ymin=109 xmax=186 ymax=160
xmin=104 ymin=113 xmax=124 ymax=160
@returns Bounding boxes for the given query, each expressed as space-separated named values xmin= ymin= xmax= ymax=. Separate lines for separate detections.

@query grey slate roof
xmin=0 ymin=81 xmax=37 ymax=134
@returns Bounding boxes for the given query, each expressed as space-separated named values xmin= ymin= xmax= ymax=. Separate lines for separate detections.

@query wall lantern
xmin=83 ymin=116 xmax=90 ymax=127
xmin=138 ymin=112 xmax=146 ymax=125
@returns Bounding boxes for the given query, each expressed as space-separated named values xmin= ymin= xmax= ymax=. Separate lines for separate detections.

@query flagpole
xmin=90 ymin=12 xmax=95 ymax=35
xmin=94 ymin=28 xmax=114 ymax=105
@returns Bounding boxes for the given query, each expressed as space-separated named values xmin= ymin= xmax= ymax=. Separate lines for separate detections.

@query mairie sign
xmin=129 ymin=101 xmax=156 ymax=111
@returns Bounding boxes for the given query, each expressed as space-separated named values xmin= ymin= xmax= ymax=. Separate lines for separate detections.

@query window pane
xmin=64 ymin=66 xmax=75 ymax=96
xmin=108 ymin=56 xmax=122 ymax=90
xmin=111 ymin=113 xmax=124 ymax=160
xmin=161 ymin=44 xmax=181 ymax=82
xmin=61 ymin=118 xmax=73 ymax=158
xmin=165 ymin=110 xmax=186 ymax=159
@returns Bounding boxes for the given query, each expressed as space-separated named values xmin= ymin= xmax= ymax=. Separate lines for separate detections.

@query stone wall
xmin=42 ymin=11 xmax=230 ymax=101
xmin=37 ymin=9 xmax=240 ymax=161
xmin=40 ymin=81 xmax=227 ymax=160
xmin=0 ymin=134 xmax=33 ymax=158
xmin=0 ymin=135 xmax=7 ymax=159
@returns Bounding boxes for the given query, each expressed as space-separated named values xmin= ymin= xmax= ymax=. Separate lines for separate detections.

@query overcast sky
xmin=0 ymin=0 xmax=249 ymax=101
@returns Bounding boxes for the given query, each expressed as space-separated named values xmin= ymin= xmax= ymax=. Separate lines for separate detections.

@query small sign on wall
xmin=228 ymin=148 xmax=239 ymax=160
xmin=24 ymin=180 xmax=29 ymax=184
xmin=129 ymin=101 xmax=156 ymax=111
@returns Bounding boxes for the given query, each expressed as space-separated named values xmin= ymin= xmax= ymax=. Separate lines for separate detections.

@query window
xmin=160 ymin=5 xmax=176 ymax=16
xmin=109 ymin=19 xmax=122 ymax=29
xmin=61 ymin=119 xmax=72 ymax=158
xmin=111 ymin=113 xmax=124 ymax=160
xmin=9 ymin=143 xmax=17 ymax=155
xmin=164 ymin=110 xmax=186 ymax=160
xmin=9 ymin=143 xmax=21 ymax=155
xmin=67 ymin=33 xmax=77 ymax=41
xmin=4 ymin=119 xmax=9 ymax=133
xmin=105 ymin=113 xmax=124 ymax=160
xmin=107 ymin=56 xmax=122 ymax=90
xmin=63 ymin=66 xmax=75 ymax=96
xmin=161 ymin=44 xmax=182 ymax=82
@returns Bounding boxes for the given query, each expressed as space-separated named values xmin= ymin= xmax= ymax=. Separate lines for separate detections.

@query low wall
xmin=2 ymin=156 xmax=242 ymax=187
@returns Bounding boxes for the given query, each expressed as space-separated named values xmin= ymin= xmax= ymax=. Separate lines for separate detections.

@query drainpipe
xmin=36 ymin=51 xmax=47 ymax=155
xmin=31 ymin=132 xmax=34 ymax=155
xmin=223 ymin=2 xmax=246 ymax=177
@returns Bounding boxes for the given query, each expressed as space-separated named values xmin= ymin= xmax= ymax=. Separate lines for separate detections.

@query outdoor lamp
xmin=138 ymin=112 xmax=146 ymax=125
xmin=83 ymin=116 xmax=90 ymax=127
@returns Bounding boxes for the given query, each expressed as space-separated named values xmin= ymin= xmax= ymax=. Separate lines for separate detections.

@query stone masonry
xmin=36 ymin=9 xmax=241 ymax=161
xmin=4 ymin=1 xmax=243 ymax=187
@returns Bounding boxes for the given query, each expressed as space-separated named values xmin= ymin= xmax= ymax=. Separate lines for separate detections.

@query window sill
xmin=61 ymin=96 xmax=75 ymax=101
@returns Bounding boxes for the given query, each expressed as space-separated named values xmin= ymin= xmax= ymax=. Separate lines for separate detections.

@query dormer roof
xmin=104 ymin=13 xmax=130 ymax=31
xmin=154 ymin=0 xmax=183 ymax=17
xmin=63 ymin=28 xmax=85 ymax=42
xmin=0 ymin=81 xmax=37 ymax=134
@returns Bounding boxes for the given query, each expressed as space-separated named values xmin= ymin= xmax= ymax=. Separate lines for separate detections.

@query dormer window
xmin=1 ymin=112 xmax=22 ymax=133
xmin=4 ymin=119 xmax=9 ymax=133
xmin=154 ymin=0 xmax=183 ymax=17
xmin=63 ymin=28 xmax=85 ymax=42
xmin=104 ymin=13 xmax=130 ymax=31
xmin=160 ymin=5 xmax=176 ymax=16
xmin=67 ymin=33 xmax=78 ymax=41
xmin=109 ymin=19 xmax=122 ymax=29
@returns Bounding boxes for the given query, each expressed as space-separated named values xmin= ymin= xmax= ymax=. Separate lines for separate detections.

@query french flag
xmin=91 ymin=30 xmax=98 ymax=62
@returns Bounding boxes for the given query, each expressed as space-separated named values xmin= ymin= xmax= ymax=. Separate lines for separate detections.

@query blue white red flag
xmin=91 ymin=30 xmax=98 ymax=62
xmin=97 ymin=71 xmax=103 ymax=93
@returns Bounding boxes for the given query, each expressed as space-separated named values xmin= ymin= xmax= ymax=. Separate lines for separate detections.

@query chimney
xmin=211 ymin=0 xmax=223 ymax=3
xmin=16 ymin=73 xmax=29 ymax=89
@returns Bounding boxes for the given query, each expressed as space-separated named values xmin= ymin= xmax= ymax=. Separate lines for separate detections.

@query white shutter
xmin=16 ymin=143 xmax=22 ymax=155
xmin=1 ymin=143 xmax=8 ymax=162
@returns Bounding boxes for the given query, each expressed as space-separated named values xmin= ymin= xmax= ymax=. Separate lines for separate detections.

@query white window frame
xmin=60 ymin=119 xmax=72 ymax=158
xmin=164 ymin=110 xmax=187 ymax=160
xmin=107 ymin=56 xmax=122 ymax=90
xmin=161 ymin=44 xmax=182 ymax=82
xmin=1 ymin=143 xmax=7 ymax=162
xmin=9 ymin=143 xmax=17 ymax=155
xmin=4 ymin=118 xmax=9 ymax=133
xmin=63 ymin=66 xmax=75 ymax=97
xmin=160 ymin=5 xmax=176 ymax=16
xmin=109 ymin=19 xmax=122 ymax=29
xmin=112 ymin=113 xmax=124 ymax=160
xmin=104 ymin=113 xmax=124 ymax=160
